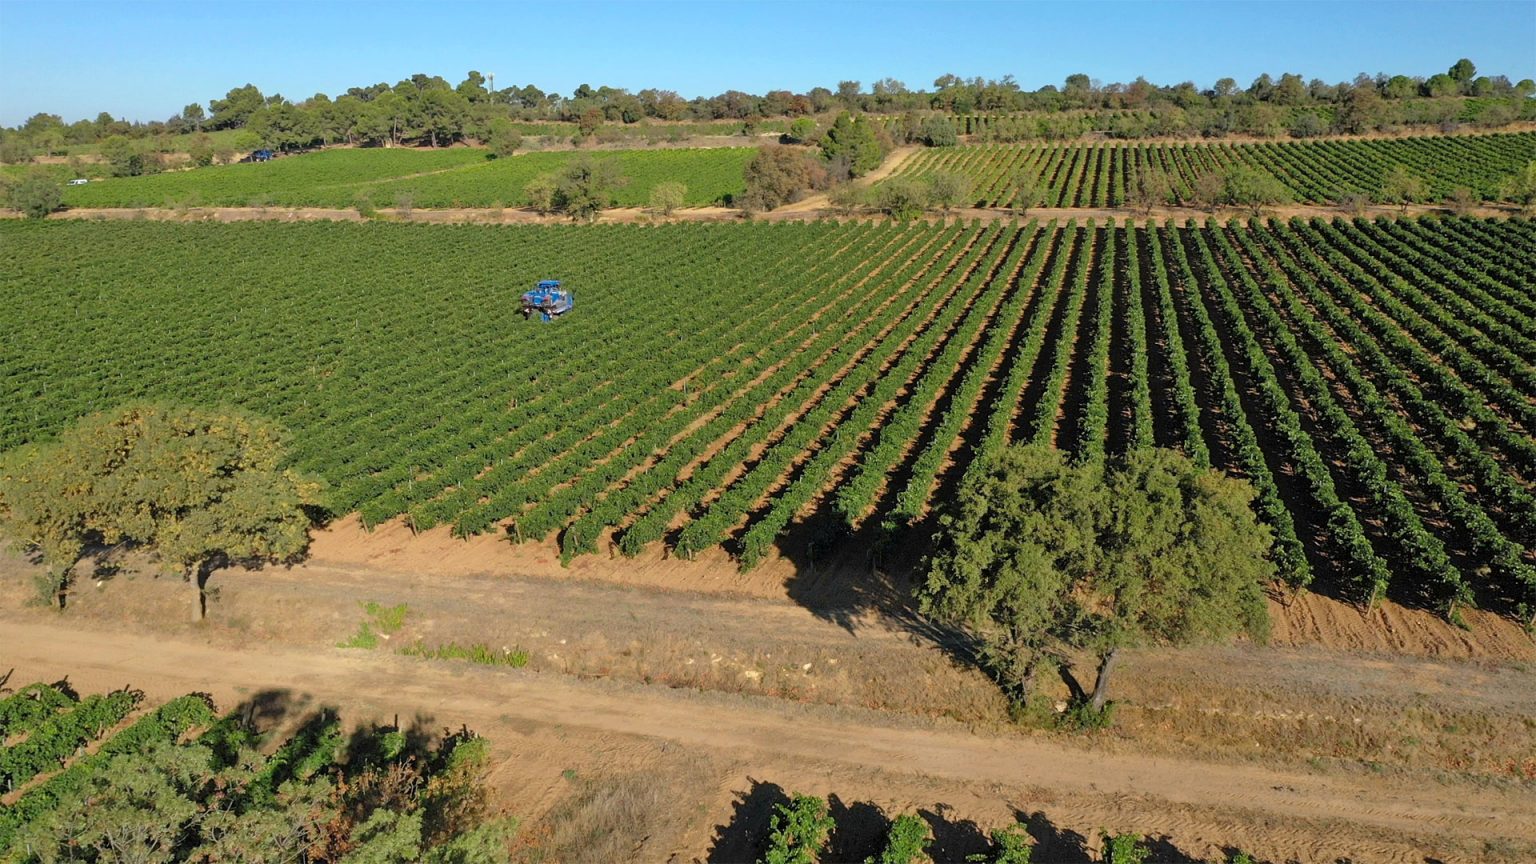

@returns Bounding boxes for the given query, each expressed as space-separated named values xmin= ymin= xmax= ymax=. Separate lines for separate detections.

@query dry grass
xmin=515 ymin=759 xmax=714 ymax=864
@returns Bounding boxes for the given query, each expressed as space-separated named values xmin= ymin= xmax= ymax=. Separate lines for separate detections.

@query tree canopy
xmin=919 ymin=446 xmax=1273 ymax=713
xmin=0 ymin=403 xmax=319 ymax=616
xmin=552 ymin=156 xmax=628 ymax=221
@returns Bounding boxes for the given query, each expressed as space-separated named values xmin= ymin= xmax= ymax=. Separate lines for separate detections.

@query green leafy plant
xmin=761 ymin=794 xmax=834 ymax=864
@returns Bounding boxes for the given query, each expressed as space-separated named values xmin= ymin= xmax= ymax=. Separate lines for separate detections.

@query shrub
xmin=3 ymin=168 xmax=63 ymax=219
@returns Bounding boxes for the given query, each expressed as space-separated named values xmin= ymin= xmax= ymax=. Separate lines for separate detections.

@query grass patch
xmin=338 ymin=600 xmax=410 ymax=649
xmin=399 ymin=641 xmax=530 ymax=668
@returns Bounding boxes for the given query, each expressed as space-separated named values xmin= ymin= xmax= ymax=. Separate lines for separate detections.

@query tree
xmin=827 ymin=182 xmax=865 ymax=216
xmin=181 ymin=102 xmax=206 ymax=130
xmin=1221 ymin=166 xmax=1291 ymax=215
xmin=3 ymin=168 xmax=64 ymax=219
xmin=740 ymin=144 xmax=827 ymax=212
xmin=1010 ymin=170 xmax=1040 ymax=215
xmin=1187 ymin=171 xmax=1226 ymax=211
xmin=553 ymin=156 xmax=627 ymax=221
xmin=209 ymin=83 xmax=266 ymax=129
xmin=100 ymin=135 xmax=158 ymax=177
xmin=1503 ymin=161 xmax=1536 ymax=213
xmin=925 ymin=170 xmax=972 ymax=213
xmin=1378 ymin=164 xmax=1428 ymax=211
xmin=1423 ymin=73 xmax=1459 ymax=98
xmin=820 ymin=112 xmax=885 ymax=176
xmin=1334 ymin=84 xmax=1383 ymax=134
xmin=920 ymin=116 xmax=958 ymax=147
xmin=187 ymin=132 xmax=216 ymax=167
xmin=1448 ymin=57 xmax=1477 ymax=85
xmin=0 ymin=404 xmax=319 ymax=617
xmin=648 ymin=181 xmax=686 ymax=216
xmin=784 ymin=117 xmax=817 ymax=144
xmin=524 ymin=174 xmax=558 ymax=214
xmin=874 ymin=178 xmax=927 ymax=221
xmin=1446 ymin=186 xmax=1477 ymax=216
xmin=485 ymin=118 xmax=521 ymax=158
xmin=919 ymin=446 xmax=1272 ymax=713
xmin=1124 ymin=168 xmax=1173 ymax=215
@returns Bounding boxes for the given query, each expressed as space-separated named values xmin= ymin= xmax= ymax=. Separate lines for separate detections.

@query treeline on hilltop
xmin=3 ymin=57 xmax=1533 ymax=163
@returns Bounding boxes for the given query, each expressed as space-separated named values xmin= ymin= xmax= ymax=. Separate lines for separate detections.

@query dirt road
xmin=4 ymin=617 xmax=1532 ymax=862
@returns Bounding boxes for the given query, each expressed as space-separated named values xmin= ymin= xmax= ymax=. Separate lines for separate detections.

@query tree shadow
xmin=919 ymin=804 xmax=991 ymax=860
xmin=826 ymin=794 xmax=890 ymax=861
xmin=1018 ymin=809 xmax=1093 ymax=863
xmin=705 ymin=778 xmax=790 ymax=863
xmin=703 ymin=783 xmax=1019 ymax=863
xmin=229 ymin=687 xmax=314 ymax=736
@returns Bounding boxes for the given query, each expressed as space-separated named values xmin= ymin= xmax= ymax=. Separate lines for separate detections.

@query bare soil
xmin=3 ymin=536 xmax=1534 ymax=862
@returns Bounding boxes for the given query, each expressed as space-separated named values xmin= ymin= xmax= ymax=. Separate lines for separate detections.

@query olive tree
xmin=0 ymin=404 xmax=319 ymax=618
xmin=919 ymin=446 xmax=1272 ymax=714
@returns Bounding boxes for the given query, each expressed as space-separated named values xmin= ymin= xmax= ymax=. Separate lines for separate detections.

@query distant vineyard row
xmin=886 ymin=132 xmax=1536 ymax=207
xmin=52 ymin=146 xmax=755 ymax=209
xmin=2 ymin=217 xmax=1532 ymax=618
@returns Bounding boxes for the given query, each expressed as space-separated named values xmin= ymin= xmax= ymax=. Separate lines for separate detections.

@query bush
xmin=525 ymin=173 xmax=559 ymax=214
xmin=925 ymin=170 xmax=972 ymax=213
xmin=875 ymin=178 xmax=927 ymax=221
xmin=920 ymin=116 xmax=959 ymax=147
xmin=828 ymin=183 xmax=865 ymax=216
xmin=785 ymin=117 xmax=817 ymax=144
xmin=741 ymin=144 xmax=827 ymax=212
xmin=649 ymin=181 xmax=686 ymax=217
xmin=1221 ymin=166 xmax=1291 ymax=214
xmin=3 ymin=168 xmax=64 ymax=218
xmin=762 ymin=794 xmax=834 ymax=864
xmin=871 ymin=813 xmax=929 ymax=864
xmin=1101 ymin=834 xmax=1149 ymax=864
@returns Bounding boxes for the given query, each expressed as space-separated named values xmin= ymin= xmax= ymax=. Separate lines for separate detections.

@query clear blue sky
xmin=2 ymin=0 xmax=1533 ymax=125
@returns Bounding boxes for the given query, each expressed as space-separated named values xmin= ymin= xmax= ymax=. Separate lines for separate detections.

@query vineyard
xmin=2 ymin=216 xmax=1533 ymax=618
xmin=56 ymin=146 xmax=755 ymax=209
xmin=0 ymin=680 xmax=505 ymax=859
xmin=884 ymin=131 xmax=1536 ymax=207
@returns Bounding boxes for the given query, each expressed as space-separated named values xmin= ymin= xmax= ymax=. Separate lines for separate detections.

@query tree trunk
xmin=189 ymin=562 xmax=208 ymax=622
xmin=1089 ymin=646 xmax=1120 ymax=714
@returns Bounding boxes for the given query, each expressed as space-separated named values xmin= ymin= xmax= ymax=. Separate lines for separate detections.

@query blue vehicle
xmin=250 ymin=149 xmax=274 ymax=162
xmin=521 ymin=280 xmax=574 ymax=321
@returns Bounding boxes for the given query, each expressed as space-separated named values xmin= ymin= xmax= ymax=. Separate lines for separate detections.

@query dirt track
xmin=4 ymin=612 xmax=1534 ymax=863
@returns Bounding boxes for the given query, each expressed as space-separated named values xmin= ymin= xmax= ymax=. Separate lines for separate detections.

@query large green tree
xmin=552 ymin=156 xmax=628 ymax=222
xmin=819 ymin=111 xmax=886 ymax=177
xmin=0 ymin=404 xmax=319 ymax=618
xmin=919 ymin=446 xmax=1272 ymax=714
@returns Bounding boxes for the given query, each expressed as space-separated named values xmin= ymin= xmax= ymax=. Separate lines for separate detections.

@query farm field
xmin=53 ymin=146 xmax=754 ymax=209
xmin=3 ymin=216 xmax=1533 ymax=622
xmin=884 ymin=131 xmax=1536 ymax=207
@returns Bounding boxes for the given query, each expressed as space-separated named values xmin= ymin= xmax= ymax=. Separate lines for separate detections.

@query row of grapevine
xmin=3 ymin=217 xmax=1531 ymax=617
xmin=0 ymin=685 xmax=505 ymax=859
xmin=886 ymin=131 xmax=1536 ymax=206
xmin=62 ymin=146 xmax=756 ymax=209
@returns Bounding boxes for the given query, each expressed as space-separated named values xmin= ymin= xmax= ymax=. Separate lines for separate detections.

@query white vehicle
xmin=67 ymin=178 xmax=89 ymax=186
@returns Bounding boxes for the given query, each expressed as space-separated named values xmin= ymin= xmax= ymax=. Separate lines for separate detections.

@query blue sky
xmin=1 ymin=0 xmax=1533 ymax=125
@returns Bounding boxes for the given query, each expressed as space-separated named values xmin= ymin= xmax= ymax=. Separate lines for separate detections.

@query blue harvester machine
xmin=521 ymin=280 xmax=574 ymax=321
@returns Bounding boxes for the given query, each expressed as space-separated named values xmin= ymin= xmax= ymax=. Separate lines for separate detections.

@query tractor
xmin=521 ymin=280 xmax=574 ymax=321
